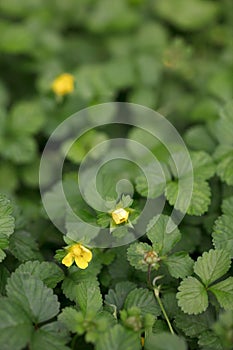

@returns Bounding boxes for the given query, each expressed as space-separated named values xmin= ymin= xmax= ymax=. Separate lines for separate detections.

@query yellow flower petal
xmin=71 ymin=244 xmax=82 ymax=256
xmin=75 ymin=256 xmax=89 ymax=269
xmin=62 ymin=252 xmax=74 ymax=267
xmin=80 ymin=246 xmax=92 ymax=262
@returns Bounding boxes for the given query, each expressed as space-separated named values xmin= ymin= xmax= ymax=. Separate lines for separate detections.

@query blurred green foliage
xmin=0 ymin=0 xmax=233 ymax=349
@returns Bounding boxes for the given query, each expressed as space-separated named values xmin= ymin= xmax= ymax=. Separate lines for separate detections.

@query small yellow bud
xmin=111 ymin=208 xmax=129 ymax=225
xmin=51 ymin=73 xmax=75 ymax=97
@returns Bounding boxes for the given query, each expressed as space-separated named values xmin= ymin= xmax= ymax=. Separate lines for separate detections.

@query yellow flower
xmin=141 ymin=336 xmax=145 ymax=347
xmin=51 ymin=73 xmax=75 ymax=97
xmin=111 ymin=208 xmax=129 ymax=225
xmin=62 ymin=243 xmax=92 ymax=269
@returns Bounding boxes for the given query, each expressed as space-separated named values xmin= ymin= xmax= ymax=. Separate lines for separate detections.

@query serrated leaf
xmin=105 ymin=281 xmax=136 ymax=310
xmin=0 ymin=194 xmax=15 ymax=262
xmin=0 ymin=194 xmax=14 ymax=237
xmin=194 ymin=249 xmax=231 ymax=286
xmin=10 ymin=260 xmax=64 ymax=288
xmin=215 ymin=146 xmax=233 ymax=185
xmin=0 ymin=297 xmax=33 ymax=350
xmin=127 ymin=242 xmax=153 ymax=272
xmin=62 ymin=264 xmax=101 ymax=302
xmin=209 ymin=277 xmax=233 ymax=310
xmin=135 ymin=163 xmax=168 ymax=198
xmin=124 ymin=288 xmax=161 ymax=317
xmin=215 ymin=101 xmax=233 ymax=145
xmin=164 ymin=252 xmax=194 ymax=279
xmin=213 ymin=214 xmax=233 ymax=258
xmin=184 ymin=126 xmax=216 ymax=153
xmin=59 ymin=307 xmax=85 ymax=334
xmin=6 ymin=274 xmax=59 ymax=323
xmin=96 ymin=324 xmax=141 ymax=350
xmin=145 ymin=332 xmax=187 ymax=350
xmin=166 ymin=179 xmax=211 ymax=216
xmin=198 ymin=330 xmax=223 ymax=350
xmin=222 ymin=196 xmax=233 ymax=216
xmin=175 ymin=309 xmax=214 ymax=337
xmin=191 ymin=151 xmax=216 ymax=180
xmin=30 ymin=323 xmax=70 ymax=350
xmin=76 ymin=280 xmax=103 ymax=316
xmin=9 ymin=231 xmax=43 ymax=262
xmin=177 ymin=277 xmax=208 ymax=315
xmin=188 ymin=180 xmax=211 ymax=216
xmin=147 ymin=215 xmax=181 ymax=255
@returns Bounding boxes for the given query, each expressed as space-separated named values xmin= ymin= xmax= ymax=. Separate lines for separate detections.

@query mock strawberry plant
xmin=0 ymin=1 xmax=232 ymax=350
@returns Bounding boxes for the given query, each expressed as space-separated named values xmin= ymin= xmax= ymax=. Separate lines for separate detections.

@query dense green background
xmin=0 ymin=1 xmax=232 ymax=349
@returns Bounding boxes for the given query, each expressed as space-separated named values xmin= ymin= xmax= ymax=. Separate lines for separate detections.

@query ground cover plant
xmin=0 ymin=1 xmax=232 ymax=349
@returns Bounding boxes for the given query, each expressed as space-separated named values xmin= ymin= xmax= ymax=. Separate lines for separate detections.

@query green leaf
xmin=59 ymin=307 xmax=85 ymax=334
xmin=0 ymin=249 xmax=6 ymax=263
xmin=96 ymin=324 xmax=141 ymax=350
xmin=222 ymin=196 xmax=233 ymax=216
xmin=213 ymin=310 xmax=233 ymax=350
xmin=2 ymin=136 xmax=37 ymax=164
xmin=184 ymin=126 xmax=216 ymax=153
xmin=62 ymin=264 xmax=101 ymax=302
xmin=166 ymin=178 xmax=211 ymax=216
xmin=213 ymin=214 xmax=233 ymax=258
xmin=124 ymin=288 xmax=161 ymax=317
xmin=6 ymin=274 xmax=59 ymax=323
xmin=0 ymin=297 xmax=33 ymax=350
xmin=9 ymin=231 xmax=43 ymax=262
xmin=198 ymin=330 xmax=223 ymax=350
xmin=76 ymin=280 xmax=103 ymax=316
xmin=209 ymin=277 xmax=233 ymax=311
xmin=164 ymin=252 xmax=194 ymax=279
xmin=30 ymin=322 xmax=70 ymax=350
xmin=10 ymin=260 xmax=64 ymax=288
xmin=145 ymin=332 xmax=187 ymax=350
xmin=188 ymin=180 xmax=211 ymax=216
xmin=191 ymin=151 xmax=216 ymax=180
xmin=194 ymin=249 xmax=231 ymax=286
xmin=9 ymin=100 xmax=45 ymax=135
xmin=214 ymin=101 xmax=233 ymax=145
xmin=214 ymin=145 xmax=233 ymax=185
xmin=135 ymin=163 xmax=168 ymax=198
xmin=154 ymin=0 xmax=219 ymax=30
xmin=175 ymin=309 xmax=214 ymax=337
xmin=161 ymin=292 xmax=179 ymax=319
xmin=177 ymin=277 xmax=208 ymax=315
xmin=147 ymin=215 xmax=181 ymax=255
xmin=0 ymin=21 xmax=35 ymax=53
xmin=0 ymin=194 xmax=14 ymax=261
xmin=105 ymin=281 xmax=136 ymax=310
xmin=127 ymin=242 xmax=155 ymax=272
xmin=0 ymin=194 xmax=14 ymax=237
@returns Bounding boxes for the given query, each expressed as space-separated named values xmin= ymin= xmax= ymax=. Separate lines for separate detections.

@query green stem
xmin=71 ymin=334 xmax=79 ymax=350
xmin=153 ymin=288 xmax=175 ymax=335
xmin=147 ymin=264 xmax=152 ymax=287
